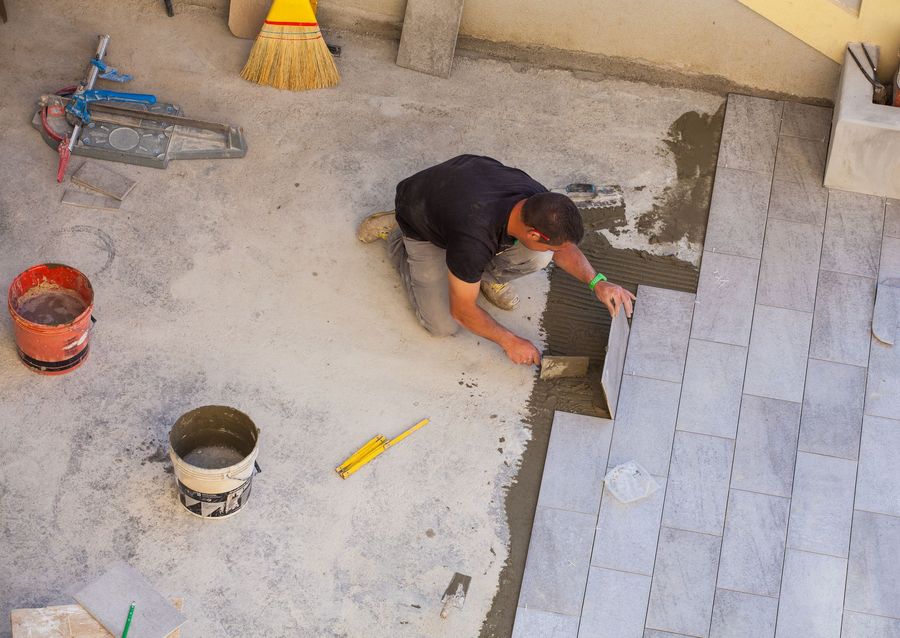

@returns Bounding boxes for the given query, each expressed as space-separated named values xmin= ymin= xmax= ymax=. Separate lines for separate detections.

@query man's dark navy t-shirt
xmin=394 ymin=155 xmax=547 ymax=284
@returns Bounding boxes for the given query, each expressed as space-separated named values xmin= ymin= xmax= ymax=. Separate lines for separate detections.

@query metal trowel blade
xmin=540 ymin=356 xmax=590 ymax=380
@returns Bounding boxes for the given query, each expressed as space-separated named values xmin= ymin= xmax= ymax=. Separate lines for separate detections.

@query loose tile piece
xmin=709 ymin=589 xmax=778 ymax=638
xmin=517 ymin=506 xmax=595 ymax=616
xmin=72 ymin=161 xmax=137 ymax=200
xmin=661 ymin=432 xmax=733 ymax=535
xmin=884 ymin=199 xmax=900 ymax=238
xmin=872 ymin=279 xmax=899 ymax=345
xmin=845 ymin=510 xmax=900 ymax=618
xmin=602 ymin=308 xmax=630 ymax=419
xmin=607 ymin=375 xmax=682 ymax=477
xmin=775 ymin=550 xmax=846 ymax=638
xmin=717 ymin=95 xmax=782 ymax=174
xmin=820 ymin=189 xmax=884 ymax=278
xmin=773 ymin=136 xmax=828 ymax=188
xmin=537 ymin=412 xmax=612 ymax=515
xmin=866 ymin=337 xmax=900 ymax=421
xmin=787 ymin=452 xmax=856 ymax=557
xmin=703 ymin=167 xmax=771 ymax=258
xmin=645 ymin=527 xmax=720 ymax=637
xmin=623 ymin=286 xmax=694 ymax=383
xmin=744 ymin=305 xmax=812 ymax=403
xmin=731 ymin=395 xmax=801 ymax=497
xmin=780 ymin=102 xmax=832 ymax=142
xmin=856 ymin=415 xmax=900 ymax=518
xmin=767 ymin=178 xmax=828 ymax=227
xmin=578 ymin=567 xmax=650 ymax=638
xmin=842 ymin=611 xmax=900 ymax=638
xmin=676 ymin=339 xmax=747 ymax=438
xmin=717 ymin=490 xmax=790 ymax=597
xmin=512 ymin=608 xmax=579 ymax=638
xmin=798 ymin=359 xmax=866 ymax=459
xmin=396 ymin=0 xmax=464 ymax=78
xmin=808 ymin=270 xmax=876 ymax=367
xmin=691 ymin=252 xmax=759 ymax=347
xmin=592 ymin=477 xmax=666 ymax=576
xmin=756 ymin=218 xmax=823 ymax=312
xmin=61 ymin=187 xmax=122 ymax=211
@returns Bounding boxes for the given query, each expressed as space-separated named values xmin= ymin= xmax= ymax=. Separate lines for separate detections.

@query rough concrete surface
xmin=0 ymin=2 xmax=722 ymax=636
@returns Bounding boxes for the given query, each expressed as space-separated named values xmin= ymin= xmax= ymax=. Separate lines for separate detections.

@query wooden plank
xmin=11 ymin=599 xmax=183 ymax=638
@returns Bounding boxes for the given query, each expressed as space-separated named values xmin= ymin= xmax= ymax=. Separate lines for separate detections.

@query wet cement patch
xmin=480 ymin=229 xmax=699 ymax=638
xmin=637 ymin=105 xmax=725 ymax=245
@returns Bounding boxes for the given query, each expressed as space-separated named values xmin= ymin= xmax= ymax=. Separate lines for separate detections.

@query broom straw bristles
xmin=241 ymin=0 xmax=339 ymax=91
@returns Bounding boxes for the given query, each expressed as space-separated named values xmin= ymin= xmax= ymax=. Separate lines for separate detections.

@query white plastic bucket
xmin=168 ymin=405 xmax=260 ymax=519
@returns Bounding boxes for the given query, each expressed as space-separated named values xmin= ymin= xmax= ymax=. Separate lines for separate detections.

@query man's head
xmin=517 ymin=192 xmax=584 ymax=251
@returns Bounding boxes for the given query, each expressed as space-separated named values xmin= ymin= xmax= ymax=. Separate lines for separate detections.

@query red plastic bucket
xmin=7 ymin=264 xmax=95 ymax=375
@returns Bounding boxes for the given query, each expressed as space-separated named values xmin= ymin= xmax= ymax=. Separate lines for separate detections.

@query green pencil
xmin=121 ymin=601 xmax=136 ymax=638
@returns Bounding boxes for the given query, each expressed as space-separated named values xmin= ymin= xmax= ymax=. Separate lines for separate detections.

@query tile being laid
xmin=578 ymin=567 xmax=650 ymax=638
xmin=773 ymin=135 xmax=828 ymax=188
xmin=808 ymin=270 xmax=876 ymax=367
xmin=820 ymin=189 xmax=884 ymax=278
xmin=592 ymin=476 xmax=666 ymax=576
xmin=703 ymin=167 xmax=771 ymax=259
xmin=756 ymin=218 xmax=823 ymax=312
xmin=709 ymin=589 xmax=778 ymax=638
xmin=676 ymin=339 xmax=747 ymax=439
xmin=537 ymin=412 xmax=613 ymax=515
xmin=845 ymin=510 xmax=900 ymax=618
xmin=517 ymin=506 xmax=595 ymax=617
xmin=855 ymin=415 xmax=900 ymax=518
xmin=880 ymin=236 xmax=900 ymax=279
xmin=842 ymin=611 xmax=900 ymax=638
xmin=645 ymin=527 xmax=720 ymax=637
xmin=691 ymin=251 xmax=759 ymax=347
xmin=775 ymin=549 xmax=846 ymax=638
xmin=884 ymin=199 xmax=900 ymax=238
xmin=767 ymin=178 xmax=828 ymax=227
xmin=717 ymin=94 xmax=783 ymax=174
xmin=798 ymin=358 xmax=866 ymax=460
xmin=780 ymin=102 xmax=832 ymax=142
xmin=866 ymin=337 xmax=900 ymax=420
xmin=786 ymin=452 xmax=856 ymax=558
xmin=717 ymin=489 xmax=790 ymax=597
xmin=602 ymin=308 xmax=630 ymax=419
xmin=731 ymin=395 xmax=801 ymax=497
xmin=744 ymin=304 xmax=813 ymax=403
xmin=661 ymin=431 xmax=733 ymax=536
xmin=607 ymin=375 xmax=682 ymax=477
xmin=512 ymin=608 xmax=579 ymax=638
xmin=623 ymin=286 xmax=694 ymax=383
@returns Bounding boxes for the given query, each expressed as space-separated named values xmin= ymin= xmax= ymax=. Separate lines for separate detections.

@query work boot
xmin=357 ymin=210 xmax=398 ymax=243
xmin=480 ymin=281 xmax=519 ymax=310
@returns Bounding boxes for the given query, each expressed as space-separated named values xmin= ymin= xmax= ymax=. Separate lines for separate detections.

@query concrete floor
xmin=0 ymin=2 xmax=722 ymax=636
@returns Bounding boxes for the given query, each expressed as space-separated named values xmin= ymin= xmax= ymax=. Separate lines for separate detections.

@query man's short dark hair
xmin=521 ymin=192 xmax=584 ymax=245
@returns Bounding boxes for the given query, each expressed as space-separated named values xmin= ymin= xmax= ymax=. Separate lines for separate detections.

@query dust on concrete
xmin=636 ymin=105 xmax=725 ymax=246
xmin=480 ymin=229 xmax=699 ymax=638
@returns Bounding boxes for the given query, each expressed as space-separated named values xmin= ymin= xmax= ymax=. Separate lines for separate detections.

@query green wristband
xmin=588 ymin=273 xmax=607 ymax=291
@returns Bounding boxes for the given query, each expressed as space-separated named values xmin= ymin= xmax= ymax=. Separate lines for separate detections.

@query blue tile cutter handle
xmin=66 ymin=89 xmax=157 ymax=124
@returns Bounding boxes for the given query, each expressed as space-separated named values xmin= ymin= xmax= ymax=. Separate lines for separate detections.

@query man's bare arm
xmin=552 ymin=243 xmax=635 ymax=317
xmin=447 ymin=273 xmax=541 ymax=365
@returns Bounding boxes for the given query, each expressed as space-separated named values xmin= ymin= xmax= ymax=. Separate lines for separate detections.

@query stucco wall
xmin=317 ymin=0 xmax=841 ymax=100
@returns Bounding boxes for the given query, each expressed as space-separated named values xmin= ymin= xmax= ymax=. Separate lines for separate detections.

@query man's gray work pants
xmin=387 ymin=227 xmax=553 ymax=337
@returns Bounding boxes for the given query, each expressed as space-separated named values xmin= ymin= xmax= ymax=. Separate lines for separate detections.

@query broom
xmin=240 ymin=0 xmax=339 ymax=91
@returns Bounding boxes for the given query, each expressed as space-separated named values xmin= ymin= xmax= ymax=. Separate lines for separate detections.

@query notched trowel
xmin=552 ymin=183 xmax=625 ymax=210
xmin=540 ymin=355 xmax=590 ymax=380
xmin=440 ymin=572 xmax=471 ymax=619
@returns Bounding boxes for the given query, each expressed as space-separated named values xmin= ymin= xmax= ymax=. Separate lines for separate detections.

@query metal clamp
xmin=66 ymin=89 xmax=157 ymax=124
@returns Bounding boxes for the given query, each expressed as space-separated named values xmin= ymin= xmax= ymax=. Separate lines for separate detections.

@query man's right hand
xmin=502 ymin=336 xmax=541 ymax=366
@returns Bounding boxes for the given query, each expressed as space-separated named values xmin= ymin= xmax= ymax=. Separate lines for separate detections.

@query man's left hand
xmin=594 ymin=281 xmax=635 ymax=318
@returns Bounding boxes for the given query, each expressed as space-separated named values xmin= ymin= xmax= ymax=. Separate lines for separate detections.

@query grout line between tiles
xmin=841 ymin=607 xmax=900 ymax=623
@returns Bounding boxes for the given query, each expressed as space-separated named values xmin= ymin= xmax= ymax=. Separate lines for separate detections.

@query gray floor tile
xmin=845 ymin=510 xmax=900 ymax=618
xmin=512 ymin=608 xmax=579 ymax=638
xmin=787 ymin=452 xmax=857 ymax=557
xmin=717 ymin=95 xmax=782 ymax=174
xmin=624 ymin=286 xmax=695 ymax=383
xmin=717 ymin=490 xmax=790 ymax=597
xmin=799 ymin=359 xmax=866 ymax=460
xmin=578 ymin=568 xmax=651 ymax=638
xmin=856 ymin=415 xmax=900 ymax=518
xmin=603 ymin=308 xmax=631 ymax=419
xmin=820 ymin=190 xmax=885 ymax=278
xmin=593 ymin=477 xmax=667 ymax=576
xmin=744 ymin=305 xmax=813 ymax=403
xmin=756 ymin=219 xmax=823 ymax=312
xmin=773 ymin=136 xmax=828 ymax=188
xmin=731 ymin=395 xmax=801 ymax=497
xmin=880 ymin=236 xmax=900 ymax=279
xmin=677 ymin=340 xmax=747 ymax=439
xmin=692 ymin=252 xmax=760 ymax=347
xmin=662 ymin=432 xmax=733 ymax=535
xmin=885 ymin=199 xmax=900 ymax=239
xmin=842 ymin=611 xmax=900 ymax=638
xmin=866 ymin=338 xmax=900 ymax=421
xmin=704 ymin=168 xmax=772 ymax=259
xmin=809 ymin=271 xmax=876 ymax=368
xmin=646 ymin=527 xmax=721 ymax=637
xmin=780 ymin=102 xmax=832 ymax=142
xmin=608 ymin=375 xmax=682 ymax=477
xmin=538 ymin=412 xmax=613 ymax=515
xmin=517 ymin=506 xmax=595 ymax=616
xmin=775 ymin=549 xmax=846 ymax=638
xmin=709 ymin=589 xmax=778 ymax=638
xmin=643 ymin=631 xmax=689 ymax=638
xmin=767 ymin=178 xmax=828 ymax=227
